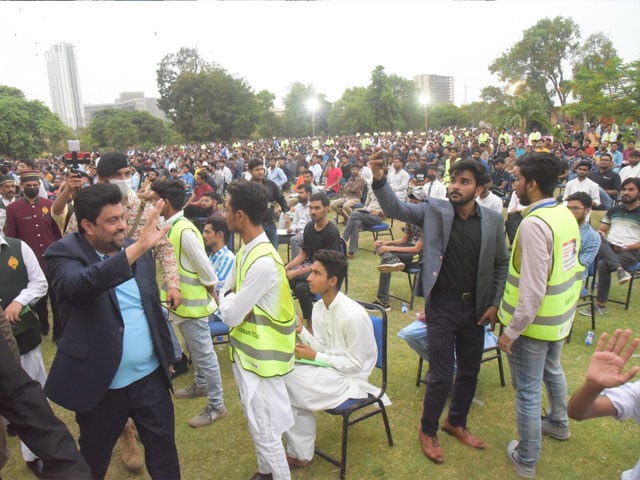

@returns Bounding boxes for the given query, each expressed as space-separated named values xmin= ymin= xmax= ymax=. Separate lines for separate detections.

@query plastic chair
xmin=416 ymin=324 xmax=506 ymax=388
xmin=359 ymin=223 xmax=394 ymax=253
xmin=314 ymin=301 xmax=393 ymax=479
xmin=608 ymin=262 xmax=640 ymax=310
xmin=208 ymin=316 xmax=230 ymax=345
xmin=388 ymin=263 xmax=422 ymax=309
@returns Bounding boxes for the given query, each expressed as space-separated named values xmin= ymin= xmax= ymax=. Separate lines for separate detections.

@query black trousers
xmin=290 ymin=271 xmax=313 ymax=321
xmin=420 ymin=298 xmax=484 ymax=436
xmin=75 ymin=368 xmax=180 ymax=479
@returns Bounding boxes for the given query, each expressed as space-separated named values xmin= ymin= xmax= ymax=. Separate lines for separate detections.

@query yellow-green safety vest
xmin=161 ymin=217 xmax=217 ymax=318
xmin=229 ymin=242 xmax=296 ymax=378
xmin=498 ymin=204 xmax=583 ymax=341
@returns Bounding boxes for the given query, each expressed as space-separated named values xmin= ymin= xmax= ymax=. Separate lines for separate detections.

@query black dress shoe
xmin=25 ymin=459 xmax=45 ymax=479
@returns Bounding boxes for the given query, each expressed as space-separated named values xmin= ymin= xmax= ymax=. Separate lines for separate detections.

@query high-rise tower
xmin=45 ymin=42 xmax=85 ymax=130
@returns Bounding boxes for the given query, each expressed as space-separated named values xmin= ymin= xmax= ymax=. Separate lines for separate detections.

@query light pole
xmin=306 ymin=98 xmax=319 ymax=137
xmin=419 ymin=93 xmax=429 ymax=133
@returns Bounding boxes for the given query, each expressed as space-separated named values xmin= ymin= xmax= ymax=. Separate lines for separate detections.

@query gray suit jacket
xmin=373 ymin=180 xmax=508 ymax=317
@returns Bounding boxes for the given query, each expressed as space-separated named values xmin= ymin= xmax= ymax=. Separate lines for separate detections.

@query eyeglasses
xmin=567 ymin=206 xmax=586 ymax=212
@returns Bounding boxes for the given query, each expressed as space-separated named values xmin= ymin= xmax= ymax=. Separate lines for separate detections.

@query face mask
xmin=109 ymin=178 xmax=131 ymax=198
xmin=23 ymin=187 xmax=39 ymax=199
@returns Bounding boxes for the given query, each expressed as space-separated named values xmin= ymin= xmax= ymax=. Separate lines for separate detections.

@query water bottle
xmin=278 ymin=212 xmax=286 ymax=229
xmin=401 ymin=303 xmax=408 ymax=314
xmin=585 ymin=331 xmax=595 ymax=346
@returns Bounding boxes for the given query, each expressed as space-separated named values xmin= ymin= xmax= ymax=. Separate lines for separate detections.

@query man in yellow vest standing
xmin=151 ymin=180 xmax=227 ymax=429
xmin=219 ymin=180 xmax=297 ymax=480
xmin=497 ymin=153 xmax=583 ymax=478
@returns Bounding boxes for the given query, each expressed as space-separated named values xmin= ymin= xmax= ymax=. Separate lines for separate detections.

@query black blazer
xmin=43 ymin=234 xmax=173 ymax=414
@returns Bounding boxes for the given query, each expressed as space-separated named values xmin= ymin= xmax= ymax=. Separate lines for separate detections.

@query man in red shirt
xmin=324 ymin=158 xmax=342 ymax=197
xmin=188 ymin=171 xmax=213 ymax=205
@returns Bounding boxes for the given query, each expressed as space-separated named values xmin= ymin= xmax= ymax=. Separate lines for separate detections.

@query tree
xmin=0 ymin=86 xmax=68 ymax=159
xmin=427 ymin=104 xmax=470 ymax=130
xmin=500 ymin=93 xmax=550 ymax=132
xmin=254 ymin=90 xmax=281 ymax=138
xmin=567 ymin=34 xmax=639 ymax=127
xmin=327 ymin=87 xmax=371 ymax=135
xmin=156 ymin=48 xmax=261 ymax=140
xmin=366 ymin=66 xmax=410 ymax=131
xmin=89 ymin=109 xmax=166 ymax=150
xmin=281 ymin=82 xmax=329 ymax=137
xmin=489 ymin=16 xmax=580 ymax=107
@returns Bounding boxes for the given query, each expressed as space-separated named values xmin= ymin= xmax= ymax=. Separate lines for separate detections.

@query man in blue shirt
xmin=181 ymin=165 xmax=196 ymax=197
xmin=44 ymin=183 xmax=179 ymax=479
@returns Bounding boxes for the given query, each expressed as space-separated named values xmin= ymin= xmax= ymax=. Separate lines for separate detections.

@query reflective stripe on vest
xmin=229 ymin=242 xmax=295 ymax=378
xmin=161 ymin=216 xmax=216 ymax=318
xmin=498 ymin=204 xmax=583 ymax=341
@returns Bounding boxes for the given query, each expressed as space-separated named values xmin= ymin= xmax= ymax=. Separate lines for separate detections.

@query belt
xmin=432 ymin=290 xmax=475 ymax=302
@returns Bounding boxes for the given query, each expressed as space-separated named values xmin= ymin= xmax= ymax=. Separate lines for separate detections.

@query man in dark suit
xmin=371 ymin=152 xmax=508 ymax=465
xmin=43 ymin=183 xmax=180 ymax=479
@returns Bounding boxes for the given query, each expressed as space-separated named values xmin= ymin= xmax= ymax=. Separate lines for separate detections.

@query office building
xmin=414 ymin=74 xmax=455 ymax=106
xmin=45 ymin=42 xmax=86 ymax=130
xmin=84 ymin=92 xmax=166 ymax=123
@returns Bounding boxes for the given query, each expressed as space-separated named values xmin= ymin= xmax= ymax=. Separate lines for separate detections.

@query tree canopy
xmin=89 ymin=109 xmax=167 ymax=150
xmin=0 ymin=87 xmax=68 ymax=159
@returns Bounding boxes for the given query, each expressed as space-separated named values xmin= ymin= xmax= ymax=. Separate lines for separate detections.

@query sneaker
xmin=506 ymin=440 xmax=536 ymax=478
xmin=541 ymin=416 xmax=571 ymax=440
xmin=189 ymin=405 xmax=228 ymax=428
xmin=174 ymin=384 xmax=207 ymax=399
xmin=377 ymin=262 xmax=405 ymax=273
xmin=579 ymin=305 xmax=607 ymax=316
xmin=372 ymin=300 xmax=391 ymax=312
xmin=617 ymin=268 xmax=632 ymax=285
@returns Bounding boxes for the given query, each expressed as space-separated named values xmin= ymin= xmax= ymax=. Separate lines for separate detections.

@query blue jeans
xmin=507 ymin=336 xmax=568 ymax=466
xmin=342 ymin=210 xmax=383 ymax=254
xmin=177 ymin=318 xmax=224 ymax=410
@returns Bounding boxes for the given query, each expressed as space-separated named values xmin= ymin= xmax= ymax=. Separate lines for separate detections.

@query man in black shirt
xmin=285 ymin=193 xmax=340 ymax=330
xmin=589 ymin=153 xmax=621 ymax=210
xmin=371 ymin=154 xmax=508 ymax=465
xmin=248 ymin=158 xmax=289 ymax=248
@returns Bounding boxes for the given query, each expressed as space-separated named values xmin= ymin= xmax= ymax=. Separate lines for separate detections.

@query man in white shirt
xmin=387 ymin=158 xmax=410 ymax=202
xmin=219 ymin=180 xmax=296 ymax=480
xmin=619 ymin=150 xmax=640 ymax=182
xmin=476 ymin=180 xmax=504 ymax=214
xmin=563 ymin=161 xmax=601 ymax=208
xmin=151 ymin=180 xmax=227 ymax=429
xmin=0 ymin=175 xmax=17 ymax=232
xmin=421 ymin=166 xmax=447 ymax=199
xmin=286 ymin=184 xmax=312 ymax=259
xmin=283 ymin=249 xmax=381 ymax=468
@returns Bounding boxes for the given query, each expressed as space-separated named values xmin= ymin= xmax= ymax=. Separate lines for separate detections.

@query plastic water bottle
xmin=401 ymin=303 xmax=408 ymax=314
xmin=278 ymin=212 xmax=286 ymax=229
xmin=585 ymin=331 xmax=595 ymax=346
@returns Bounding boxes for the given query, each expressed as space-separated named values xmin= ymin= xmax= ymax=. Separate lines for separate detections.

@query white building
xmin=414 ymin=74 xmax=455 ymax=106
xmin=45 ymin=42 xmax=86 ymax=130
xmin=84 ymin=92 xmax=166 ymax=123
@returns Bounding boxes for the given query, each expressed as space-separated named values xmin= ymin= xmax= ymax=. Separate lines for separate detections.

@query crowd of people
xmin=0 ymin=121 xmax=638 ymax=479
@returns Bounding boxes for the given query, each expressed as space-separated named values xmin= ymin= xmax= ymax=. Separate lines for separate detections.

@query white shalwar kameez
xmin=219 ymin=233 xmax=293 ymax=480
xmin=284 ymin=291 xmax=389 ymax=462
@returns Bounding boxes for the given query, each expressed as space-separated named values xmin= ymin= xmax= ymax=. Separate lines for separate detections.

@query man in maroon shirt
xmin=4 ymin=171 xmax=61 ymax=339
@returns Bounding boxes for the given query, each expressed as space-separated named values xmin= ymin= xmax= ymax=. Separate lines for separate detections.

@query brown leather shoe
xmin=286 ymin=453 xmax=310 ymax=469
xmin=441 ymin=418 xmax=487 ymax=449
xmin=419 ymin=429 xmax=444 ymax=463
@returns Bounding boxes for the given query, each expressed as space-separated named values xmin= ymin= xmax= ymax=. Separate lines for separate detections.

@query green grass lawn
xmin=3 ymin=216 xmax=639 ymax=479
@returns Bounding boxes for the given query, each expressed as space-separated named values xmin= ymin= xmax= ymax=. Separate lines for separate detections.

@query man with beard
xmin=388 ymin=157 xmax=410 ymax=202
xmin=4 ymin=171 xmax=61 ymax=338
xmin=582 ymin=178 xmax=640 ymax=316
xmin=370 ymin=154 xmax=508 ymax=465
xmin=286 ymin=183 xmax=312 ymax=259
xmin=0 ymin=175 xmax=17 ymax=232
xmin=619 ymin=150 xmax=640 ymax=182
xmin=285 ymin=192 xmax=340 ymax=331
xmin=43 ymin=184 xmax=180 ymax=479
xmin=497 ymin=153 xmax=583 ymax=478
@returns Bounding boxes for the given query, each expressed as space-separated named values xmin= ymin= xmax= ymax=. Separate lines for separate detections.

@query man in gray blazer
xmin=371 ymin=154 xmax=508 ymax=465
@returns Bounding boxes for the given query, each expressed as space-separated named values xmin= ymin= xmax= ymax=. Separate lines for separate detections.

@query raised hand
xmin=586 ymin=329 xmax=640 ymax=389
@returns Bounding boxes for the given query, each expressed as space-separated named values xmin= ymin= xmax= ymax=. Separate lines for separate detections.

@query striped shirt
xmin=209 ymin=246 xmax=235 ymax=296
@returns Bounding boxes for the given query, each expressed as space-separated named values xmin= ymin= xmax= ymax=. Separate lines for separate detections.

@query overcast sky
xmin=1 ymin=1 xmax=638 ymax=111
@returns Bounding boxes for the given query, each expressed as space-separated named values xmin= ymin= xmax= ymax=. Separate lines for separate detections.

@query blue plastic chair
xmin=314 ymin=301 xmax=393 ymax=479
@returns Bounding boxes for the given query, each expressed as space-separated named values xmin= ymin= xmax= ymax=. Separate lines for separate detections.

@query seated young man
xmin=285 ymin=193 xmax=340 ymax=330
xmin=184 ymin=192 xmax=223 ymax=221
xmin=372 ymin=190 xmax=425 ymax=312
xmin=341 ymin=189 xmax=386 ymax=258
xmin=283 ymin=249 xmax=388 ymax=468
